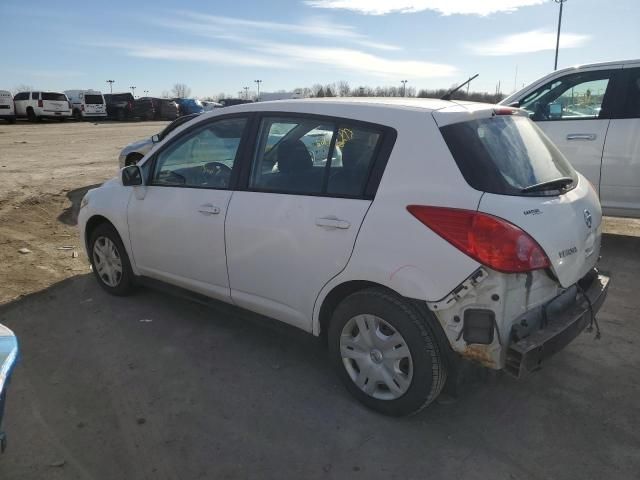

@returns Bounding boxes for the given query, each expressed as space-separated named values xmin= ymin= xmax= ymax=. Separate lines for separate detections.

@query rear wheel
xmin=89 ymin=223 xmax=136 ymax=296
xmin=26 ymin=108 xmax=36 ymax=122
xmin=328 ymin=288 xmax=447 ymax=416
xmin=73 ymin=109 xmax=82 ymax=121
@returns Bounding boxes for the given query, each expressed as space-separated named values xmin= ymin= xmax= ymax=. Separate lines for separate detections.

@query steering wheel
xmin=201 ymin=161 xmax=232 ymax=186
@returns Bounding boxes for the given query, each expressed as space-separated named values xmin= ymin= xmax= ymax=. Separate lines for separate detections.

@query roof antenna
xmin=441 ymin=74 xmax=479 ymax=101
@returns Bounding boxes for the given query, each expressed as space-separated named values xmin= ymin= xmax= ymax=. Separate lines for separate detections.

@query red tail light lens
xmin=38 ymin=100 xmax=43 ymax=108
xmin=407 ymin=206 xmax=550 ymax=273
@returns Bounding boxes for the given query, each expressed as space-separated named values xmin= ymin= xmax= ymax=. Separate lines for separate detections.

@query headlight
xmin=80 ymin=195 xmax=89 ymax=209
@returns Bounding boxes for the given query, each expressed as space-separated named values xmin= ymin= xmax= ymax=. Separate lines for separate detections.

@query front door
xmin=127 ymin=116 xmax=248 ymax=301
xmin=226 ymin=115 xmax=387 ymax=331
xmin=519 ymin=68 xmax=619 ymax=195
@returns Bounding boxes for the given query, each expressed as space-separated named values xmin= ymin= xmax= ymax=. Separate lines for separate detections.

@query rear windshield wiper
xmin=521 ymin=177 xmax=574 ymax=193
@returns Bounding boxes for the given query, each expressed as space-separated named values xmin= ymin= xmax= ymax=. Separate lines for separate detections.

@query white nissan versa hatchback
xmin=79 ymin=98 xmax=609 ymax=416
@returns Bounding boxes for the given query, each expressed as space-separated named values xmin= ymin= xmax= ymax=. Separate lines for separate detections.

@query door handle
xmin=198 ymin=204 xmax=220 ymax=215
xmin=315 ymin=217 xmax=351 ymax=229
xmin=566 ymin=133 xmax=597 ymax=141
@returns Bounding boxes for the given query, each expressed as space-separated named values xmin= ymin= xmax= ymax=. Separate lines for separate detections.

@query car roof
xmin=217 ymin=97 xmax=497 ymax=115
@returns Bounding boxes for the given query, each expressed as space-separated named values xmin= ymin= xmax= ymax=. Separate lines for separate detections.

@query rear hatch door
xmin=84 ymin=94 xmax=105 ymax=114
xmin=42 ymin=92 xmax=68 ymax=112
xmin=435 ymin=106 xmax=602 ymax=287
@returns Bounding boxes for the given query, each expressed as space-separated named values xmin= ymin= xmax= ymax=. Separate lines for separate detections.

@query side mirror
xmin=151 ymin=134 xmax=160 ymax=143
xmin=122 ymin=165 xmax=143 ymax=186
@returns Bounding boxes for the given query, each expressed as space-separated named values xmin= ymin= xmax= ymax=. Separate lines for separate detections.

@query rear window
xmin=106 ymin=93 xmax=134 ymax=102
xmin=440 ymin=115 xmax=577 ymax=196
xmin=84 ymin=94 xmax=103 ymax=104
xmin=42 ymin=92 xmax=67 ymax=101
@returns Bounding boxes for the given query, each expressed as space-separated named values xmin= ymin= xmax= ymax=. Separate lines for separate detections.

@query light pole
xmin=554 ymin=0 xmax=567 ymax=71
xmin=254 ymin=79 xmax=262 ymax=101
xmin=143 ymin=90 xmax=149 ymax=96
xmin=106 ymin=80 xmax=115 ymax=94
xmin=400 ymin=79 xmax=408 ymax=97
xmin=130 ymin=86 xmax=136 ymax=97
xmin=243 ymin=86 xmax=249 ymax=100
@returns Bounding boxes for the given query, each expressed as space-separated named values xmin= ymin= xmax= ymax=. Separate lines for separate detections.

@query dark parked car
xmin=174 ymin=98 xmax=204 ymax=116
xmin=144 ymin=97 xmax=179 ymax=120
xmin=218 ymin=98 xmax=254 ymax=107
xmin=104 ymin=93 xmax=136 ymax=120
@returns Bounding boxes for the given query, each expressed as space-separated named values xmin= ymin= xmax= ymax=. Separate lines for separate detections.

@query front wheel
xmin=89 ymin=223 xmax=136 ymax=296
xmin=328 ymin=288 xmax=447 ymax=416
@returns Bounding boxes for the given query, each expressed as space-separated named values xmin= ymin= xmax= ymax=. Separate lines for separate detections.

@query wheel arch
xmin=84 ymin=214 xmax=116 ymax=251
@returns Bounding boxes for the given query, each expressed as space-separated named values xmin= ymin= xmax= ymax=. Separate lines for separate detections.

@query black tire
xmin=116 ymin=109 xmax=126 ymax=121
xmin=58 ymin=117 xmax=66 ymax=122
xmin=7 ymin=118 xmax=15 ymax=124
xmin=88 ymin=223 xmax=136 ymax=296
xmin=73 ymin=109 xmax=82 ymax=121
xmin=328 ymin=288 xmax=447 ymax=416
xmin=26 ymin=108 xmax=36 ymax=122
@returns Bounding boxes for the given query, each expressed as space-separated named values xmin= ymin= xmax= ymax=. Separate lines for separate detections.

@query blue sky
xmin=2 ymin=0 xmax=639 ymax=98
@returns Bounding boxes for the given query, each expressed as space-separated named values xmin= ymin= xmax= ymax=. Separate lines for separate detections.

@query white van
xmin=501 ymin=59 xmax=640 ymax=218
xmin=14 ymin=91 xmax=72 ymax=122
xmin=64 ymin=90 xmax=107 ymax=120
xmin=0 ymin=91 xmax=15 ymax=123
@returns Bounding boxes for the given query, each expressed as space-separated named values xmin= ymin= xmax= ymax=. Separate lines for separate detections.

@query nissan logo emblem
xmin=584 ymin=209 xmax=593 ymax=229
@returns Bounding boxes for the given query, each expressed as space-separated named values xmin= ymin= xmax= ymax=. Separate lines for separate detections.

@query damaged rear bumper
xmin=505 ymin=271 xmax=609 ymax=378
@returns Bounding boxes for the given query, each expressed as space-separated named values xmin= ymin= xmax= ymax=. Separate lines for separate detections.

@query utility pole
xmin=130 ymin=86 xmax=136 ymax=97
xmin=106 ymin=80 xmax=115 ymax=94
xmin=254 ymin=80 xmax=262 ymax=101
xmin=143 ymin=90 xmax=149 ymax=96
xmin=554 ymin=0 xmax=567 ymax=70
xmin=400 ymin=79 xmax=408 ymax=97
xmin=243 ymin=86 xmax=249 ymax=100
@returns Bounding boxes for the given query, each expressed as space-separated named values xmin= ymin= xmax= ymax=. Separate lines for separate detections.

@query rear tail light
xmin=38 ymin=100 xmax=43 ymax=108
xmin=128 ymin=101 xmax=133 ymax=110
xmin=407 ymin=206 xmax=550 ymax=273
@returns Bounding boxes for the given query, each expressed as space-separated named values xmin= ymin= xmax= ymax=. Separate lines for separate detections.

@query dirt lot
xmin=1 ymin=121 xmax=640 ymax=479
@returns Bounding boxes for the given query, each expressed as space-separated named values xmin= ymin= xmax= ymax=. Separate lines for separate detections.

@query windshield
xmin=84 ymin=94 xmax=103 ymax=104
xmin=440 ymin=115 xmax=577 ymax=196
xmin=42 ymin=92 xmax=67 ymax=101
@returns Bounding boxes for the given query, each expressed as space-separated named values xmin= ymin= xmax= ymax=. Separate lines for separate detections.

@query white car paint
xmin=64 ymin=90 xmax=107 ymax=119
xmin=13 ymin=91 xmax=72 ymax=120
xmin=0 ymin=90 xmax=15 ymax=122
xmin=501 ymin=59 xmax=640 ymax=218
xmin=79 ymin=98 xmax=604 ymax=374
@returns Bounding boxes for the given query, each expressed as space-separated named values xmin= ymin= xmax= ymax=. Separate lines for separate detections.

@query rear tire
xmin=328 ymin=288 xmax=447 ymax=416
xmin=73 ymin=109 xmax=82 ymax=121
xmin=88 ymin=223 xmax=136 ymax=296
xmin=26 ymin=108 xmax=36 ymax=122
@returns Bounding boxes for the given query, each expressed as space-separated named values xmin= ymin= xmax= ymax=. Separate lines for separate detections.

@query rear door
xmin=84 ymin=93 xmax=106 ymax=115
xmin=517 ymin=67 xmax=621 ymax=196
xmin=599 ymin=65 xmax=640 ymax=217
xmin=41 ymin=92 xmax=68 ymax=114
xmin=438 ymin=112 xmax=602 ymax=287
xmin=225 ymin=114 xmax=391 ymax=331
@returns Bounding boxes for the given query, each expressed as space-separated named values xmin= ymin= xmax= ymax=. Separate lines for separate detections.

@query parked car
xmin=118 ymin=112 xmax=201 ymax=167
xmin=104 ymin=93 xmax=135 ymax=121
xmin=0 ymin=323 xmax=18 ymax=453
xmin=64 ymin=90 xmax=107 ymax=120
xmin=79 ymin=99 xmax=609 ymax=416
xmin=13 ymin=91 xmax=72 ymax=121
xmin=174 ymin=98 xmax=204 ymax=116
xmin=218 ymin=98 xmax=253 ymax=107
xmin=0 ymin=91 xmax=15 ymax=123
xmin=201 ymin=100 xmax=222 ymax=112
xmin=501 ymin=59 xmax=640 ymax=218
xmin=141 ymin=97 xmax=179 ymax=120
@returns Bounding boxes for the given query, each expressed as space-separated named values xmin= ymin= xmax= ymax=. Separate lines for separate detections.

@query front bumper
xmin=505 ymin=271 xmax=609 ymax=378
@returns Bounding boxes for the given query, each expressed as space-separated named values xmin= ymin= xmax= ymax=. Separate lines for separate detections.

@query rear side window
xmin=107 ymin=93 xmax=133 ymax=102
xmin=249 ymin=116 xmax=383 ymax=198
xmin=42 ymin=92 xmax=67 ymax=101
xmin=622 ymin=68 xmax=640 ymax=118
xmin=32 ymin=92 xmax=40 ymax=100
xmin=84 ymin=94 xmax=103 ymax=104
xmin=440 ymin=115 xmax=577 ymax=196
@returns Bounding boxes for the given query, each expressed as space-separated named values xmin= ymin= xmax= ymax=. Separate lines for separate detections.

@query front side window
xmin=249 ymin=116 xmax=382 ymax=197
xmin=151 ymin=117 xmax=247 ymax=189
xmin=520 ymin=71 xmax=613 ymax=121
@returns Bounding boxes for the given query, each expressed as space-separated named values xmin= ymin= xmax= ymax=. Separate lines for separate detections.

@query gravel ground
xmin=0 ymin=120 xmax=639 ymax=479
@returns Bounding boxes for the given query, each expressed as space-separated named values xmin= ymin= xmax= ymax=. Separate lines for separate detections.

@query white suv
xmin=501 ymin=59 xmax=640 ymax=218
xmin=13 ymin=91 xmax=72 ymax=121
xmin=79 ymin=99 xmax=609 ymax=415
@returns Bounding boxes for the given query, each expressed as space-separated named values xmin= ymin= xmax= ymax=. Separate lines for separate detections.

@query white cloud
xmin=304 ymin=0 xmax=546 ymax=16
xmin=470 ymin=30 xmax=590 ymax=56
xmin=168 ymin=11 xmax=401 ymax=51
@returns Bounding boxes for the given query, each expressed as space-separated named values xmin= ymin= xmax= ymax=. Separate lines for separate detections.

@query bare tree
xmin=171 ymin=83 xmax=192 ymax=98
xmin=337 ymin=80 xmax=350 ymax=97
xmin=160 ymin=90 xmax=171 ymax=98
xmin=12 ymin=84 xmax=33 ymax=95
